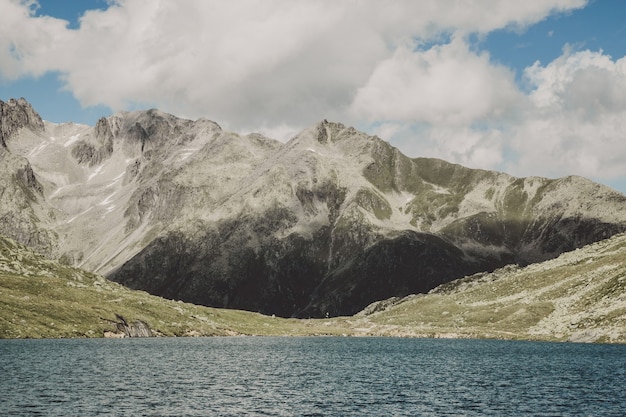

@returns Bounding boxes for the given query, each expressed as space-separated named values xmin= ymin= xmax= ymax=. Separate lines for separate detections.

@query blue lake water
xmin=1 ymin=337 xmax=625 ymax=416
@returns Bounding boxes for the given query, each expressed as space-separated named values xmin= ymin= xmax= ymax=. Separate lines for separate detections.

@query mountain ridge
xmin=1 ymin=98 xmax=625 ymax=317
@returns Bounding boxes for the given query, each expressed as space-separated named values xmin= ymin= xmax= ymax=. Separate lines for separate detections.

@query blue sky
xmin=2 ymin=0 xmax=626 ymax=194
xmin=481 ymin=0 xmax=626 ymax=76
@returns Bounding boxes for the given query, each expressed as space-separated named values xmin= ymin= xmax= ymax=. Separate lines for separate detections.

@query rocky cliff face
xmin=0 ymin=99 xmax=56 ymax=255
xmin=2 ymin=99 xmax=625 ymax=317
xmin=0 ymin=98 xmax=44 ymax=148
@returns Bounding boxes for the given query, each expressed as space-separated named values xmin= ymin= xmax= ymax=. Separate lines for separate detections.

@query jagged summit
xmin=310 ymin=119 xmax=347 ymax=144
xmin=1 ymin=99 xmax=625 ymax=317
xmin=0 ymin=98 xmax=44 ymax=148
xmin=287 ymin=119 xmax=378 ymax=149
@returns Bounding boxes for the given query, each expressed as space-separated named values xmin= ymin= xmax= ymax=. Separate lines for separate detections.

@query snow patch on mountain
xmin=63 ymin=134 xmax=81 ymax=148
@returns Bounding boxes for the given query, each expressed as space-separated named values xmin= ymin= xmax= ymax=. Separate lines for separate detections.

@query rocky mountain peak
xmin=284 ymin=120 xmax=381 ymax=165
xmin=313 ymin=119 xmax=348 ymax=144
xmin=70 ymin=117 xmax=115 ymax=166
xmin=94 ymin=117 xmax=114 ymax=143
xmin=0 ymin=98 xmax=44 ymax=148
xmin=194 ymin=117 xmax=223 ymax=133
xmin=103 ymin=109 xmax=227 ymax=159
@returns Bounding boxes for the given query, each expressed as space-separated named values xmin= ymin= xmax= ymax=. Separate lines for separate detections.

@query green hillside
xmin=0 ymin=235 xmax=347 ymax=338
xmin=352 ymin=233 xmax=626 ymax=343
xmin=2 ymin=233 xmax=625 ymax=343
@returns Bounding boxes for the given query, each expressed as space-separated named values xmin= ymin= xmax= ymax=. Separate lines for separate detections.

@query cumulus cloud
xmin=506 ymin=49 xmax=626 ymax=180
xmin=7 ymin=0 xmax=626 ymax=187
xmin=1 ymin=0 xmax=585 ymax=127
xmin=0 ymin=0 xmax=70 ymax=78
xmin=526 ymin=48 xmax=626 ymax=117
xmin=350 ymin=35 xmax=522 ymax=126
xmin=371 ymin=47 xmax=626 ymax=182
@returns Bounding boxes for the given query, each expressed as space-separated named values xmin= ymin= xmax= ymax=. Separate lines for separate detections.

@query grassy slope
xmin=1 ymin=234 xmax=625 ymax=343
xmin=350 ymin=233 xmax=626 ymax=343
xmin=0 ymin=236 xmax=348 ymax=338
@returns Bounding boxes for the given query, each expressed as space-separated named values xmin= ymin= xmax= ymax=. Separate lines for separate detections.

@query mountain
xmin=1 ymin=98 xmax=625 ymax=317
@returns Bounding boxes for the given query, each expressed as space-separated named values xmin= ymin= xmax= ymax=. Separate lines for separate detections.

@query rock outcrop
xmin=0 ymin=100 xmax=54 ymax=255
xmin=0 ymin=98 xmax=44 ymax=148
xmin=70 ymin=117 xmax=114 ymax=166
xmin=111 ymin=314 xmax=153 ymax=337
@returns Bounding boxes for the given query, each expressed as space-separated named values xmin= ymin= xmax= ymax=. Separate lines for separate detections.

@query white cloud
xmin=525 ymin=48 xmax=626 ymax=117
xmin=350 ymin=35 xmax=522 ymax=126
xmin=0 ymin=0 xmax=70 ymax=78
xmin=506 ymin=49 xmax=626 ymax=180
xmin=1 ymin=0 xmax=586 ymax=130
xmin=374 ymin=47 xmax=626 ymax=183
xmin=8 ymin=0 xmax=626 ymax=188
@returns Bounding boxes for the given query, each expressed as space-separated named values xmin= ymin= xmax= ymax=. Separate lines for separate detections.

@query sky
xmin=2 ymin=0 xmax=626 ymax=193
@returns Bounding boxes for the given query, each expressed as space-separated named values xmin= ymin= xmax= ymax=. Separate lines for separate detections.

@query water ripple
xmin=1 ymin=337 xmax=625 ymax=416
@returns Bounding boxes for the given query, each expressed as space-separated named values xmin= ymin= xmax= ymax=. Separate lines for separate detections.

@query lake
xmin=1 ymin=337 xmax=625 ymax=416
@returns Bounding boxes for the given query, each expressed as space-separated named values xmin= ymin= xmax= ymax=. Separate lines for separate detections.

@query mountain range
xmin=1 ymin=97 xmax=625 ymax=317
